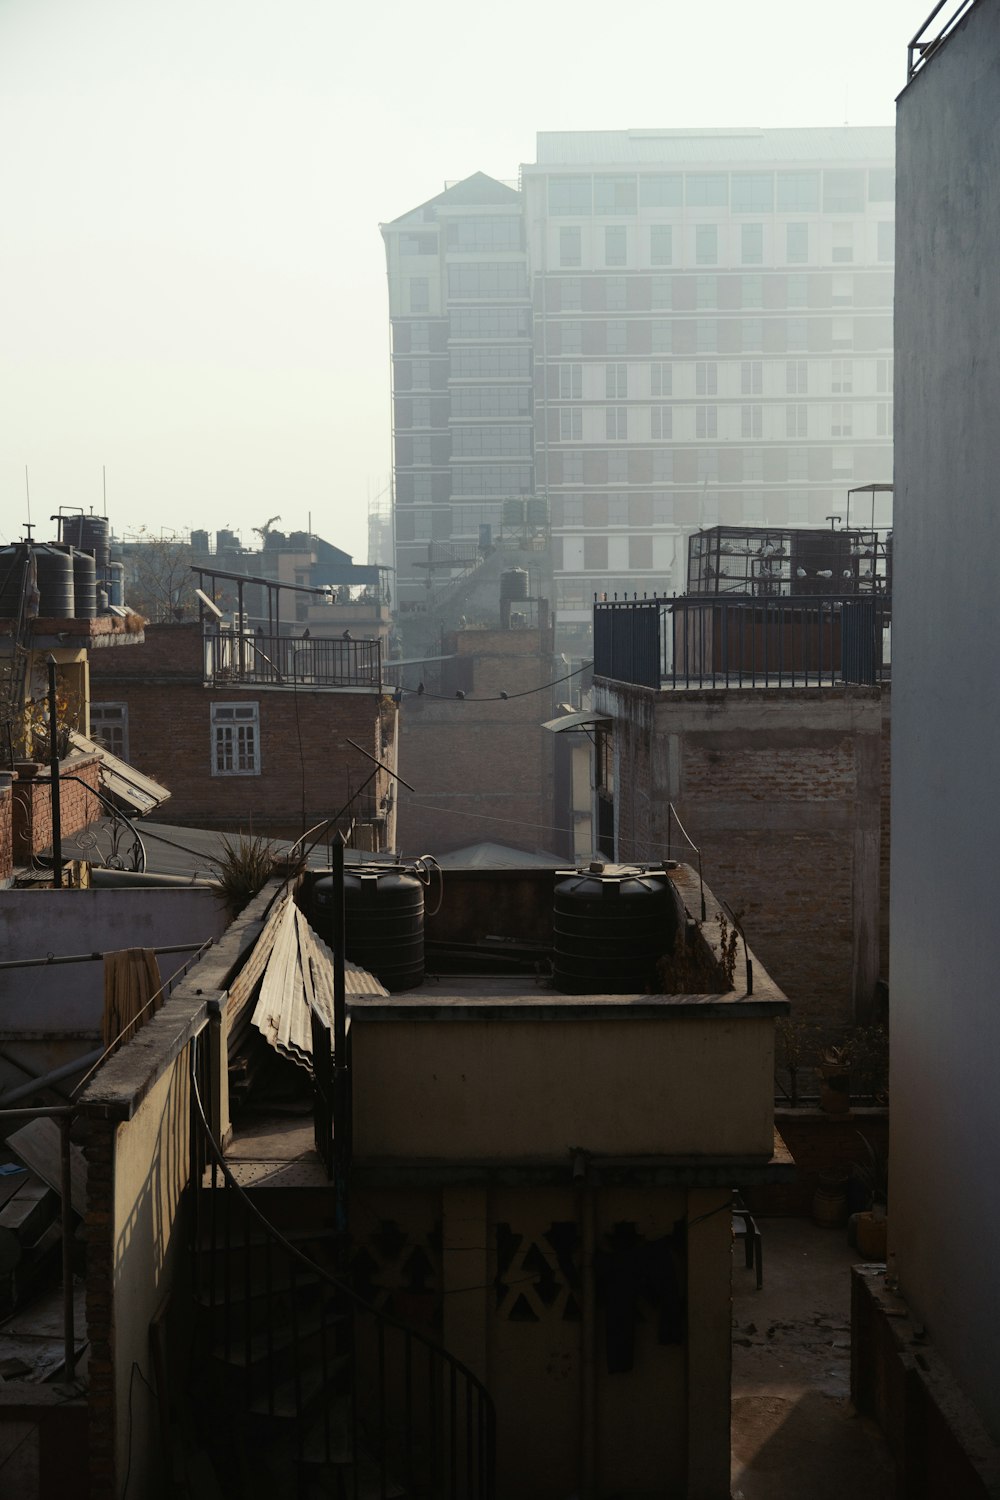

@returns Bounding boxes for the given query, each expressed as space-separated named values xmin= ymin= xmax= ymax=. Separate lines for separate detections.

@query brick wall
xmin=88 ymin=624 xmax=397 ymax=839
xmin=743 ymin=1107 xmax=889 ymax=1217
xmin=596 ymin=681 xmax=885 ymax=1030
xmin=0 ymin=781 xmax=12 ymax=882
xmin=396 ymin=626 xmax=559 ymax=856
xmin=11 ymin=754 xmax=103 ymax=861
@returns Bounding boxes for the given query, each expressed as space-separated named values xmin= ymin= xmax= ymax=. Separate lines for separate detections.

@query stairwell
xmin=187 ymin=1030 xmax=494 ymax=1500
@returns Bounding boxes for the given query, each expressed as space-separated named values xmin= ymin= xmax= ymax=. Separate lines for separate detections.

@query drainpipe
xmin=0 ymin=1048 xmax=104 ymax=1107
xmin=575 ymin=1149 xmax=596 ymax=1500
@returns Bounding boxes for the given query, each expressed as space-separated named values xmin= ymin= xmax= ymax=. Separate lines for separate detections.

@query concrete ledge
xmin=354 ymin=1151 xmax=794 ymax=1189
xmin=852 ymin=1266 xmax=1000 ymax=1498
xmin=349 ymin=993 xmax=788 ymax=1021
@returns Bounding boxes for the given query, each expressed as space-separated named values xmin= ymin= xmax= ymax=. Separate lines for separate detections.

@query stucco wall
xmin=351 ymin=1179 xmax=731 ymax=1500
xmin=110 ymin=1054 xmax=190 ymax=1498
xmin=0 ymin=888 xmax=226 ymax=1093
xmin=351 ymin=1008 xmax=776 ymax=1162
xmin=891 ymin=1 xmax=1000 ymax=1446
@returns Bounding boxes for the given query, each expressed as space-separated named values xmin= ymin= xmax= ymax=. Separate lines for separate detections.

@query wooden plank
xmin=6 ymin=1119 xmax=87 ymax=1217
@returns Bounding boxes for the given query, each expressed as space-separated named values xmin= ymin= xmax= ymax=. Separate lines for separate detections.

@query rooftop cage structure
xmin=687 ymin=525 xmax=890 ymax=600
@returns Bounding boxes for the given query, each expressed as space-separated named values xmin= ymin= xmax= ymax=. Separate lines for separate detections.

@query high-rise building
xmin=383 ymin=130 xmax=895 ymax=653
xmin=522 ymin=128 xmax=895 ymax=653
xmin=380 ymin=173 xmax=533 ymax=614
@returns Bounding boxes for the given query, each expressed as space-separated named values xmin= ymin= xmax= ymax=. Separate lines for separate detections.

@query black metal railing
xmin=594 ymin=595 xmax=891 ymax=690
xmin=593 ymin=598 xmax=666 ymax=689
xmin=205 ymin=632 xmax=382 ymax=690
xmin=907 ymin=0 xmax=976 ymax=79
xmin=189 ymin=1029 xmax=496 ymax=1499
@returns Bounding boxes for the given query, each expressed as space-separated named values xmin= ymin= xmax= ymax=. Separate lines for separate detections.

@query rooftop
xmin=530 ymin=125 xmax=895 ymax=168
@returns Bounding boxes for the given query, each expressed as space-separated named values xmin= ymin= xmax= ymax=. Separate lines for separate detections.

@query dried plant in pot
xmin=818 ymin=1042 xmax=852 ymax=1114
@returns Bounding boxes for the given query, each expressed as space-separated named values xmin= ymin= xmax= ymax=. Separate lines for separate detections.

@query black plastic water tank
xmin=553 ymin=863 xmax=679 ymax=995
xmin=34 ymin=544 xmax=75 ymax=617
xmin=56 ymin=547 xmax=96 ymax=618
xmin=500 ymin=568 xmax=529 ymax=602
xmin=80 ymin=517 xmax=110 ymax=571
xmin=313 ymin=868 xmax=425 ymax=993
xmin=0 ymin=545 xmax=29 ymax=617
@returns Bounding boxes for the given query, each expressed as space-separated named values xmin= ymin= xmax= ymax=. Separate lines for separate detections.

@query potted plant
xmin=818 ymin=1042 xmax=852 ymax=1114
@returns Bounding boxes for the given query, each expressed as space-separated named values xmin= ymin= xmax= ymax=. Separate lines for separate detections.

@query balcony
xmin=593 ymin=594 xmax=891 ymax=690
xmin=203 ymin=631 xmax=382 ymax=690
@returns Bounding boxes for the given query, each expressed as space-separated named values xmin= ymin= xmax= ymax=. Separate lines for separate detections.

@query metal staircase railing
xmin=189 ymin=1028 xmax=496 ymax=1499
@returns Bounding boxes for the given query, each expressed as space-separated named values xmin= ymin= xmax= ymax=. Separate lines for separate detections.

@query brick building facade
xmin=396 ymin=623 xmax=561 ymax=856
xmin=89 ymin=623 xmax=398 ymax=846
xmin=11 ymin=752 xmax=104 ymax=862
xmin=593 ymin=678 xmax=889 ymax=1031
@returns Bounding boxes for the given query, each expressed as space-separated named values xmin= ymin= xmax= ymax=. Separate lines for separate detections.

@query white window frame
xmin=605 ymin=362 xmax=628 ymax=399
xmin=212 ymin=702 xmax=261 ymax=777
xmin=90 ymin=702 xmax=129 ymax=761
xmin=605 ymin=406 xmax=628 ymax=440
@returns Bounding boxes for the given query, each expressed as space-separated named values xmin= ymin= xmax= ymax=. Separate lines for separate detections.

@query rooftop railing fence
xmin=907 ymin=0 xmax=977 ymax=80
xmin=205 ymin=632 xmax=382 ymax=690
xmin=593 ymin=594 xmax=891 ymax=690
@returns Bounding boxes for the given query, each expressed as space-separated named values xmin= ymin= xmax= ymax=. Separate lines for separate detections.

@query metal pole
xmin=331 ymin=837 xmax=349 ymax=1252
xmin=59 ymin=1114 xmax=76 ymax=1379
xmin=47 ymin=657 xmax=62 ymax=889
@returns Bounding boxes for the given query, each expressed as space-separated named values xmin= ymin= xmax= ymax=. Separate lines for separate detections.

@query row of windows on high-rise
xmin=397 ymin=216 xmax=524 ymax=256
xmin=542 ymin=168 xmax=895 ymax=216
xmin=550 ymin=270 xmax=892 ymax=312
xmin=554 ymin=219 xmax=894 ymax=268
xmin=393 ymin=264 xmax=892 ymax=350
xmin=551 ymin=402 xmax=893 ymax=441
xmin=550 ymin=358 xmax=893 ymax=398
xmin=394 ymin=319 xmax=891 ymax=381
xmin=394 ymin=362 xmax=891 ymax=434
xmin=394 ymin=440 xmax=890 ymax=504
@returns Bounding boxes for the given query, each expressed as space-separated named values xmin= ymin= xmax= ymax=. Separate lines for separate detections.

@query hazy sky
xmin=0 ymin=0 xmax=922 ymax=561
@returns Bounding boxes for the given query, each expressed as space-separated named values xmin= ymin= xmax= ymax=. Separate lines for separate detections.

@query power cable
xmin=401 ymin=661 xmax=592 ymax=703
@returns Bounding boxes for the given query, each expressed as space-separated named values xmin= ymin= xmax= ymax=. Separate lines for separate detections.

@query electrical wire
xmin=400 ymin=661 xmax=592 ymax=703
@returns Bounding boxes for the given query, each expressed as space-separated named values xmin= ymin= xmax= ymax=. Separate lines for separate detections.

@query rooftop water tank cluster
xmin=0 ymin=516 xmax=127 ymax=620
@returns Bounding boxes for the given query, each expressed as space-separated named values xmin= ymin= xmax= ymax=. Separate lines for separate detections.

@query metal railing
xmin=189 ymin=1028 xmax=496 ymax=1499
xmin=594 ymin=595 xmax=891 ymax=690
xmin=593 ymin=598 xmax=666 ymax=689
xmin=907 ymin=0 xmax=977 ymax=79
xmin=205 ymin=632 xmax=382 ymax=690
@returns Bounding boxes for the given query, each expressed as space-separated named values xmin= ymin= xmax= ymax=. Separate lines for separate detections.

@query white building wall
xmin=891 ymin=0 xmax=1000 ymax=1443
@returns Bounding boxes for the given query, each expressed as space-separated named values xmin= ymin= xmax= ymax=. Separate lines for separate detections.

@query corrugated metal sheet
xmin=532 ymin=126 xmax=895 ymax=167
xmin=70 ymin=730 xmax=171 ymax=815
xmin=251 ymin=903 xmax=388 ymax=1070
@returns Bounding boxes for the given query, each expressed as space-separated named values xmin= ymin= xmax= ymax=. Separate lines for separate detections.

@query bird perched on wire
xmin=342 ymin=629 xmax=352 ymax=640
xmin=500 ymin=691 xmax=509 ymax=700
xmin=417 ymin=682 xmax=425 ymax=695
xmin=455 ymin=690 xmax=465 ymax=699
